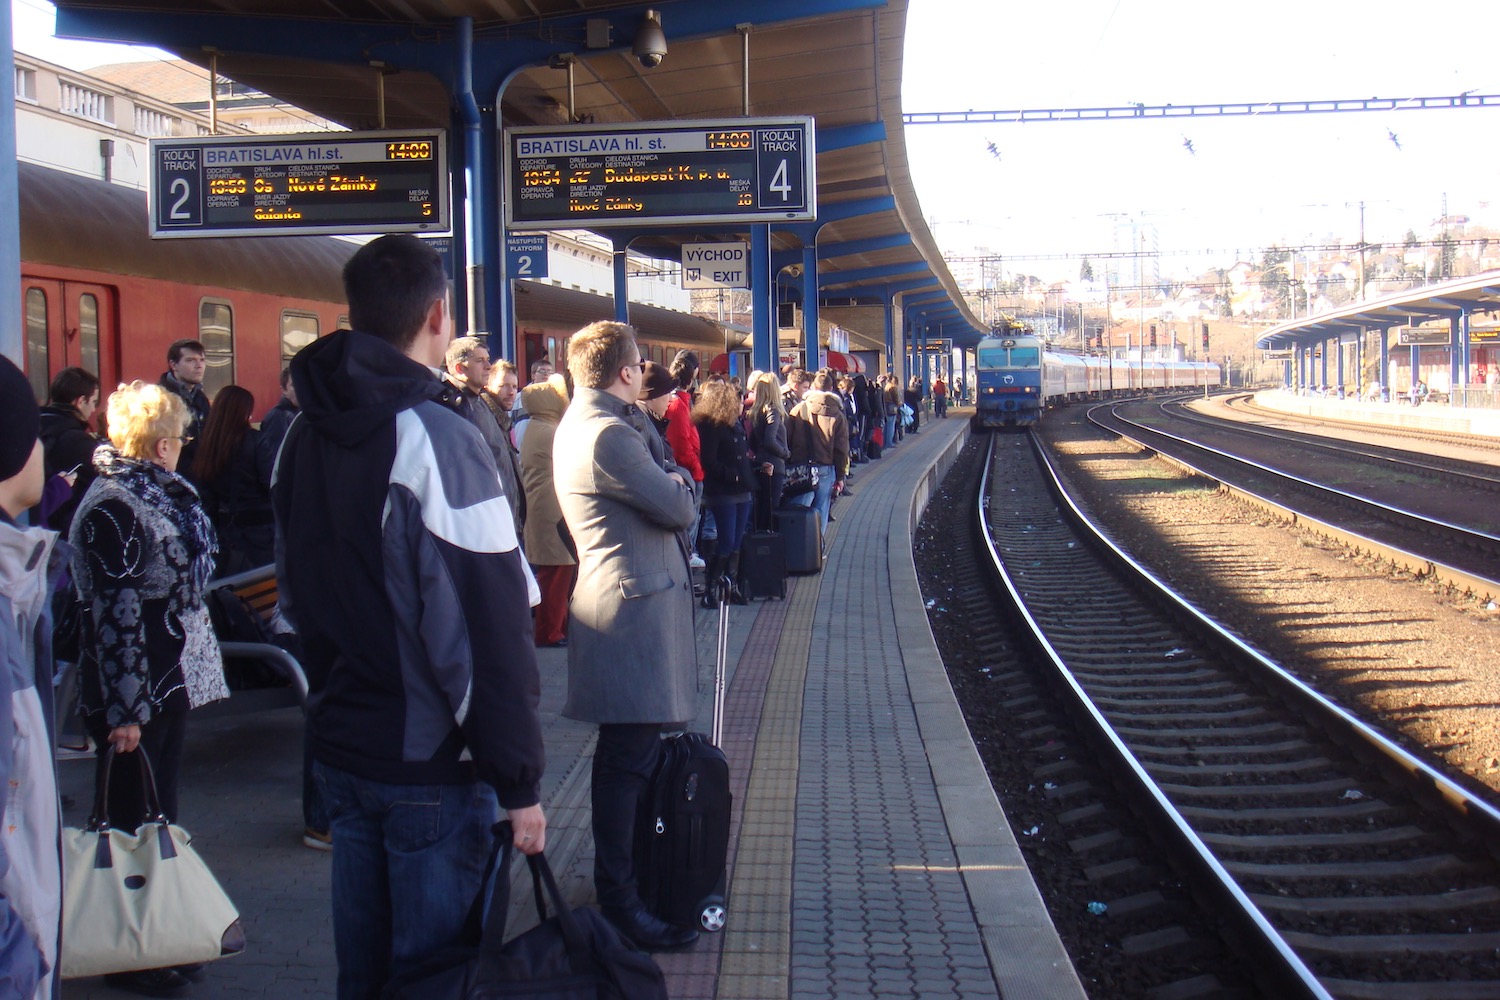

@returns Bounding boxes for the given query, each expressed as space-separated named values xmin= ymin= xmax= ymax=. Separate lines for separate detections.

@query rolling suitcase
xmin=739 ymin=530 xmax=787 ymax=599
xmin=634 ymin=578 xmax=733 ymax=933
xmin=775 ymin=506 xmax=823 ymax=575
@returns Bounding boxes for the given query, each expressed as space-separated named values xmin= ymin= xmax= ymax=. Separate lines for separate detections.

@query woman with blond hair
xmin=70 ymin=381 xmax=228 ymax=997
xmin=746 ymin=372 xmax=790 ymax=531
xmin=693 ymin=380 xmax=755 ymax=607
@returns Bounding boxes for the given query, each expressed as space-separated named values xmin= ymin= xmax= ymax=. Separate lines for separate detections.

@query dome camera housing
xmin=633 ymin=10 xmax=667 ymax=69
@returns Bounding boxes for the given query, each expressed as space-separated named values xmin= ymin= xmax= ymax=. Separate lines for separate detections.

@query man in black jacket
xmin=273 ymin=234 xmax=546 ymax=1000
xmin=159 ymin=339 xmax=211 ymax=478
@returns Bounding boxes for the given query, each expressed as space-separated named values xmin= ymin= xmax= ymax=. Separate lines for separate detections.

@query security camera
xmin=633 ymin=10 xmax=666 ymax=69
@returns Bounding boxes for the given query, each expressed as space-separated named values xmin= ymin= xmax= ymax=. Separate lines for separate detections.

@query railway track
xmin=1089 ymin=400 xmax=1500 ymax=599
xmin=1160 ymin=397 xmax=1500 ymax=497
xmin=977 ymin=430 xmax=1500 ymax=1000
xmin=1231 ymin=393 xmax=1500 ymax=457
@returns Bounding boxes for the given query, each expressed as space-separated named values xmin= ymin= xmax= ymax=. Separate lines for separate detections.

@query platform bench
xmin=197 ymin=563 xmax=309 ymax=719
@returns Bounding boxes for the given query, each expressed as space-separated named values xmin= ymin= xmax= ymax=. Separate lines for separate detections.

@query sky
xmin=901 ymin=0 xmax=1500 ymax=282
xmin=12 ymin=0 xmax=1500 ymax=286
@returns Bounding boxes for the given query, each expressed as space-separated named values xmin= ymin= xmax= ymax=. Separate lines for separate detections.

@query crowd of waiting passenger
xmin=0 ymin=233 xmax=960 ymax=999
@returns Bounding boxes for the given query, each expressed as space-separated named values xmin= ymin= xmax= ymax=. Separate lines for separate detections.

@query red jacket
xmin=664 ymin=389 xmax=703 ymax=482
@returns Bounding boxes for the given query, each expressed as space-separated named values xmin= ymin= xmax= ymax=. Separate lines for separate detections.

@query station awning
xmin=826 ymin=350 xmax=866 ymax=373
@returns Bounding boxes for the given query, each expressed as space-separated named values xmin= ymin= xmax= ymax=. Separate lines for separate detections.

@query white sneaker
xmin=688 ymin=553 xmax=706 ymax=569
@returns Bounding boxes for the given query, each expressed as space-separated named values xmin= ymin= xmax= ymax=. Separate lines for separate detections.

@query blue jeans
xmin=314 ymin=762 xmax=499 ymax=1000
xmin=708 ymin=499 xmax=752 ymax=555
xmin=792 ymin=464 xmax=837 ymax=534
xmin=883 ymin=414 xmax=897 ymax=448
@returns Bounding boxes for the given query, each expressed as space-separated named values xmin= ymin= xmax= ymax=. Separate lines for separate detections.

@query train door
xmin=522 ymin=332 xmax=545 ymax=377
xmin=20 ymin=277 xmax=118 ymax=402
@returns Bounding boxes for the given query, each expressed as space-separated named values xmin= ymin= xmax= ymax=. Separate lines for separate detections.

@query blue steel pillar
xmin=1453 ymin=313 xmax=1467 ymax=390
xmin=611 ymin=235 xmax=630 ymax=324
xmin=1410 ymin=343 xmax=1420 ymax=390
xmin=751 ymin=226 xmax=774 ymax=373
xmin=1335 ymin=333 xmax=1345 ymax=392
xmin=0 ymin=1 xmax=20 ymax=364
xmin=882 ymin=292 xmax=896 ymax=373
xmin=801 ymin=243 xmax=820 ymax=371
xmin=1379 ymin=327 xmax=1390 ymax=394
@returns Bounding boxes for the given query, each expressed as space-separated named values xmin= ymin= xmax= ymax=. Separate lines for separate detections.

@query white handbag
xmin=61 ymin=746 xmax=245 ymax=979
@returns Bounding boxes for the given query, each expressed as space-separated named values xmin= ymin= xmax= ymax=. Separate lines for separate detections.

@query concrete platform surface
xmin=58 ymin=405 xmax=1085 ymax=1000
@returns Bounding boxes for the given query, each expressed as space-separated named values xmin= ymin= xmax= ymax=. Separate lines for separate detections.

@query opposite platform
xmin=58 ymin=405 xmax=1084 ymax=1000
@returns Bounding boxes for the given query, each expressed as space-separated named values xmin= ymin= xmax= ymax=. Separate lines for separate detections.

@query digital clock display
xmin=506 ymin=118 xmax=816 ymax=230
xmin=151 ymin=129 xmax=449 ymax=238
xmin=386 ymin=141 xmax=433 ymax=160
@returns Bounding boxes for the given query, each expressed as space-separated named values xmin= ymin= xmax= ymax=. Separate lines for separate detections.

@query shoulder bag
xmin=384 ymin=822 xmax=667 ymax=999
xmin=61 ymin=745 xmax=245 ymax=979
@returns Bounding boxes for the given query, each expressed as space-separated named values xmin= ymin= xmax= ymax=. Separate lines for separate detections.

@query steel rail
xmin=1161 ymin=398 xmax=1500 ymax=492
xmin=974 ymin=432 xmax=1332 ymax=1000
xmin=1092 ymin=402 xmax=1500 ymax=600
xmin=1028 ymin=429 xmax=1500 ymax=850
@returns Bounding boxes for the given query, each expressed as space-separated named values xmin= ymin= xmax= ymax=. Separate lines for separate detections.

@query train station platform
xmin=1251 ymin=387 xmax=1500 ymax=437
xmin=57 ymin=406 xmax=1084 ymax=1000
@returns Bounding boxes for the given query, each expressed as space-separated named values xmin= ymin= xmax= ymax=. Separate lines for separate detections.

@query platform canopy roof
xmin=52 ymin=0 xmax=986 ymax=350
xmin=1258 ymin=271 xmax=1500 ymax=350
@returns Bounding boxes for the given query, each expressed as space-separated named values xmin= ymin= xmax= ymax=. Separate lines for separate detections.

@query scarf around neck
xmin=92 ymin=444 xmax=219 ymax=592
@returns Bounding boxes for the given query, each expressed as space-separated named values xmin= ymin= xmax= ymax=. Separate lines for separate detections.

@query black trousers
xmin=592 ymin=722 xmax=664 ymax=910
xmin=86 ymin=708 xmax=188 ymax=830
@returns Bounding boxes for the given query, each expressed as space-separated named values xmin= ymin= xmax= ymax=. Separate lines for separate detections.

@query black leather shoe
xmin=104 ymin=968 xmax=192 ymax=998
xmin=604 ymin=905 xmax=699 ymax=951
xmin=171 ymin=963 xmax=207 ymax=983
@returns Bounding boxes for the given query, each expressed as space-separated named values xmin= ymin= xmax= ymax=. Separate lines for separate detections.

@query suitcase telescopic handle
xmin=713 ymin=586 xmax=729 ymax=747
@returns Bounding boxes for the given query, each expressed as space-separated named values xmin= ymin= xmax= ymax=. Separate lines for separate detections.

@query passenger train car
xmin=974 ymin=325 xmax=1222 ymax=429
xmin=18 ymin=161 xmax=732 ymax=409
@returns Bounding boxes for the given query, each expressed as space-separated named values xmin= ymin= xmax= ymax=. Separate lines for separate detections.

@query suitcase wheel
xmin=698 ymin=897 xmax=727 ymax=933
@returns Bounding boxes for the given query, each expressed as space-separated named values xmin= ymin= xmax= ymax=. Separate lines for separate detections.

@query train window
xmin=198 ymin=298 xmax=236 ymax=398
xmin=547 ymin=337 xmax=558 ymax=370
xmin=976 ymin=347 xmax=1007 ymax=367
xmin=77 ymin=293 xmax=99 ymax=376
xmin=1010 ymin=347 xmax=1040 ymax=366
xmin=24 ymin=288 xmax=47 ymax=403
xmin=281 ymin=311 xmax=320 ymax=363
xmin=337 ymin=314 xmax=351 ymax=331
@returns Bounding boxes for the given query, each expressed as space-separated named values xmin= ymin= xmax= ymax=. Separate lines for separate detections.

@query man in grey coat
xmin=553 ymin=320 xmax=700 ymax=951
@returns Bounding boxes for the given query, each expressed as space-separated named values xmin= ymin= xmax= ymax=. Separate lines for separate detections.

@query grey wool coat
xmin=553 ymin=386 xmax=699 ymax=725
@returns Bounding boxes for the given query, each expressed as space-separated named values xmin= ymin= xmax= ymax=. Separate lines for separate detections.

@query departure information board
xmin=505 ymin=117 xmax=816 ymax=230
xmin=149 ymin=130 xmax=448 ymax=238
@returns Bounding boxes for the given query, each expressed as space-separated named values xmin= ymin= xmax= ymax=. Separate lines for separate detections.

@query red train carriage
xmin=18 ymin=161 xmax=731 ymax=409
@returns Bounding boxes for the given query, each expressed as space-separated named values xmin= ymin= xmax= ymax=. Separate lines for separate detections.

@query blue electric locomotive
xmin=974 ymin=328 xmax=1045 ymax=428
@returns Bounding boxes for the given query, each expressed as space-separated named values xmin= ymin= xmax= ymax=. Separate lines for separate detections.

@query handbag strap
xmin=85 ymin=744 xmax=175 ymax=869
xmin=480 ymin=822 xmax=604 ymax=979
xmin=87 ymin=743 xmax=169 ymax=832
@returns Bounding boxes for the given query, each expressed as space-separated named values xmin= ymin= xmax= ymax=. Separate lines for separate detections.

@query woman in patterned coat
xmin=71 ymin=382 xmax=228 ymax=831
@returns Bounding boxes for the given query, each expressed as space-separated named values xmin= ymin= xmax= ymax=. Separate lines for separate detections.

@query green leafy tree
xmin=1079 ymin=258 xmax=1095 ymax=281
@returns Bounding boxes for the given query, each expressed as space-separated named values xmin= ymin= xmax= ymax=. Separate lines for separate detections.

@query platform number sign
xmin=156 ymin=146 xmax=204 ymax=228
xmin=505 ymin=233 xmax=549 ymax=280
xmin=755 ymin=127 xmax=806 ymax=211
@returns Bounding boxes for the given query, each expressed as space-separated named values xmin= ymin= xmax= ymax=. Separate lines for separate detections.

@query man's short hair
xmin=530 ymin=358 xmax=552 ymax=379
xmin=497 ymin=359 xmax=518 ymax=379
xmin=567 ymin=321 xmax=638 ymax=390
xmin=785 ymin=368 xmax=808 ymax=387
xmin=49 ymin=366 xmax=100 ymax=407
xmin=279 ymin=367 xmax=294 ymax=390
xmin=445 ymin=336 xmax=487 ymax=370
xmin=812 ymin=371 xmax=833 ymax=391
xmin=167 ymin=339 xmax=205 ymax=364
xmin=343 ymin=234 xmax=449 ymax=350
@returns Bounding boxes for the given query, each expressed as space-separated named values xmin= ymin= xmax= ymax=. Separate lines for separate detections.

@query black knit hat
xmin=641 ymin=361 xmax=677 ymax=400
xmin=0 ymin=355 xmax=40 ymax=481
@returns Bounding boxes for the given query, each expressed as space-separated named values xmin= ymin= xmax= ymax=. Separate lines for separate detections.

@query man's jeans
xmin=314 ymin=761 xmax=498 ymax=1000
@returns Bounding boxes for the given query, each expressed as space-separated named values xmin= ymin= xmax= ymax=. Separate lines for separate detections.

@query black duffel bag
xmin=383 ymin=822 xmax=667 ymax=1000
